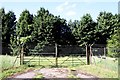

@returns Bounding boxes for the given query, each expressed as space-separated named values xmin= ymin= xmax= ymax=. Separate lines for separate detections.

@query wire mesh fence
xmin=91 ymin=46 xmax=118 ymax=72
xmin=2 ymin=44 xmax=119 ymax=71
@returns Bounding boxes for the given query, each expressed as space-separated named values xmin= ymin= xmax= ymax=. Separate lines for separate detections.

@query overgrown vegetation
xmin=0 ymin=55 xmax=20 ymax=70
xmin=1 ymin=65 xmax=35 ymax=79
xmin=73 ymin=65 xmax=118 ymax=78
xmin=107 ymin=14 xmax=120 ymax=57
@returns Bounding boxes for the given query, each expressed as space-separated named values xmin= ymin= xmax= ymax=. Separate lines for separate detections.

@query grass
xmin=69 ymin=56 xmax=118 ymax=78
xmin=71 ymin=65 xmax=118 ymax=78
xmin=91 ymin=56 xmax=118 ymax=72
xmin=0 ymin=55 xmax=20 ymax=70
xmin=24 ymin=56 xmax=86 ymax=67
xmin=0 ymin=55 xmax=118 ymax=79
xmin=1 ymin=65 xmax=34 ymax=79
xmin=33 ymin=73 xmax=44 ymax=78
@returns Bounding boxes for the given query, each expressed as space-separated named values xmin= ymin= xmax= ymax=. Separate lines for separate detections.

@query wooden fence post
xmin=20 ymin=44 xmax=24 ymax=65
xmin=90 ymin=45 xmax=92 ymax=64
xmin=86 ymin=44 xmax=90 ymax=65
xmin=55 ymin=43 xmax=58 ymax=67
xmin=104 ymin=47 xmax=106 ymax=56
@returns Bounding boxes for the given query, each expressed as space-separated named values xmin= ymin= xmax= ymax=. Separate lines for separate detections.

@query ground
xmin=9 ymin=68 xmax=100 ymax=79
xmin=1 ymin=55 xmax=118 ymax=79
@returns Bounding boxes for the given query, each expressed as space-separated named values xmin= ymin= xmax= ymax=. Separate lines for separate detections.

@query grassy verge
xmin=0 ymin=55 xmax=118 ymax=78
xmin=91 ymin=56 xmax=118 ymax=72
xmin=0 ymin=55 xmax=20 ymax=70
xmin=70 ymin=65 xmax=118 ymax=78
xmin=0 ymin=65 xmax=42 ymax=79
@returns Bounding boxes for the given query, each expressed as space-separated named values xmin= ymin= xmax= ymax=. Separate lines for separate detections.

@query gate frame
xmin=20 ymin=43 xmax=92 ymax=66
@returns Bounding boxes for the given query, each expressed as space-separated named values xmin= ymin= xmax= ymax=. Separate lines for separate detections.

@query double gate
xmin=23 ymin=45 xmax=87 ymax=67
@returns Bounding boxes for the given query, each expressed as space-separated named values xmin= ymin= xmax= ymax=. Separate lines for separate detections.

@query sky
xmin=0 ymin=0 xmax=119 ymax=22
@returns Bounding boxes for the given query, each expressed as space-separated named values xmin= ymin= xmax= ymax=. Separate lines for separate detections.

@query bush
xmin=107 ymin=29 xmax=120 ymax=57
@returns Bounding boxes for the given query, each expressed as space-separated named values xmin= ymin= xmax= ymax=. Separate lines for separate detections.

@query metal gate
xmin=23 ymin=44 xmax=87 ymax=67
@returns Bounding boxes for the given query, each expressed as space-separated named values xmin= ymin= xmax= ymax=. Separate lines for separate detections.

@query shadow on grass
xmin=25 ymin=64 xmax=87 ymax=69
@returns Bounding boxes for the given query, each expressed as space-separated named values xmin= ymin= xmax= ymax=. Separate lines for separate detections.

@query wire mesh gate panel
xmin=23 ymin=45 xmax=56 ymax=66
xmin=58 ymin=54 xmax=86 ymax=67
xmin=58 ymin=45 xmax=86 ymax=67
xmin=24 ymin=53 xmax=56 ymax=66
xmin=23 ymin=45 xmax=87 ymax=67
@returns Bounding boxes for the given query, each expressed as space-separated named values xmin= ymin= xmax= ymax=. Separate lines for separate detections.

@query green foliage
xmin=107 ymin=29 xmax=120 ymax=57
xmin=0 ymin=55 xmax=20 ymax=70
xmin=1 ymin=8 xmax=16 ymax=55
xmin=52 ymin=16 xmax=74 ymax=45
xmin=68 ymin=14 xmax=97 ymax=46
xmin=80 ymin=14 xmax=97 ymax=45
xmin=96 ymin=11 xmax=117 ymax=44
xmin=74 ymin=65 xmax=118 ymax=78
xmin=2 ymin=10 xmax=16 ymax=43
xmin=32 ymin=8 xmax=54 ymax=43
xmin=34 ymin=73 xmax=44 ymax=78
xmin=20 ymin=36 xmax=32 ymax=44
xmin=10 ymin=10 xmax=34 ymax=55
xmin=1 ymin=7 xmax=119 ymax=56
xmin=1 ymin=65 xmax=35 ymax=79
xmin=30 ymin=8 xmax=55 ymax=52
xmin=16 ymin=9 xmax=33 ymax=37
xmin=0 ymin=8 xmax=5 ymax=34
xmin=107 ymin=14 xmax=120 ymax=57
xmin=9 ymin=35 xmax=20 ymax=55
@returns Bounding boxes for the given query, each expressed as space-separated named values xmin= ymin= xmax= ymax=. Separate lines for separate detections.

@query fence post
xmin=104 ymin=47 xmax=106 ymax=56
xmin=20 ymin=44 xmax=24 ymax=65
xmin=90 ymin=45 xmax=92 ymax=64
xmin=86 ymin=44 xmax=90 ymax=65
xmin=55 ymin=43 xmax=58 ymax=67
xmin=39 ymin=54 xmax=40 ymax=66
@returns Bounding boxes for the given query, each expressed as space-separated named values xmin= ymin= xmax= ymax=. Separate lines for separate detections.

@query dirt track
xmin=12 ymin=68 xmax=99 ymax=79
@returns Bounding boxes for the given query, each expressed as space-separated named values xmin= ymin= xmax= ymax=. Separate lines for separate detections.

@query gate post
xmin=55 ymin=43 xmax=58 ymax=67
xmin=90 ymin=45 xmax=92 ymax=64
xmin=20 ymin=44 xmax=24 ymax=65
xmin=86 ymin=44 xmax=90 ymax=65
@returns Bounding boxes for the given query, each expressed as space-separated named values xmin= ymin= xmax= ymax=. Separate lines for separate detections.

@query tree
xmin=30 ymin=8 xmax=55 ymax=53
xmin=80 ymin=14 xmax=97 ymax=45
xmin=16 ymin=9 xmax=33 ymax=37
xmin=10 ymin=9 xmax=33 ymax=55
xmin=69 ymin=14 xmax=96 ymax=46
xmin=52 ymin=16 xmax=75 ymax=45
xmin=107 ymin=29 xmax=120 ymax=57
xmin=1 ymin=8 xmax=16 ymax=55
xmin=107 ymin=14 xmax=120 ymax=57
xmin=32 ymin=8 xmax=55 ymax=44
xmin=0 ymin=8 xmax=5 ymax=54
xmin=68 ymin=20 xmax=80 ymax=45
xmin=96 ymin=11 xmax=115 ymax=44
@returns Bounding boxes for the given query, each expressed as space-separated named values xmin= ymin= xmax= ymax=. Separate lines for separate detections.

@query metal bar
xmin=72 ymin=54 xmax=73 ymax=66
xmin=40 ymin=54 xmax=55 ymax=65
xmin=77 ymin=56 xmax=86 ymax=65
xmin=25 ymin=56 xmax=36 ymax=65
xmin=59 ymin=57 xmax=70 ymax=65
